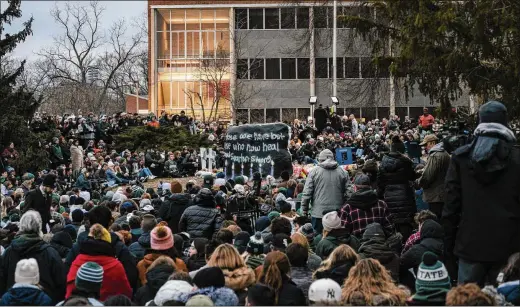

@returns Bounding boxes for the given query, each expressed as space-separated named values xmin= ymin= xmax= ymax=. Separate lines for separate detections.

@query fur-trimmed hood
xmin=221 ymin=266 xmax=256 ymax=291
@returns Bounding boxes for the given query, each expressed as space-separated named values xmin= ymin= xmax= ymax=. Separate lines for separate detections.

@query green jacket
xmin=52 ymin=144 xmax=63 ymax=161
xmin=315 ymin=228 xmax=360 ymax=260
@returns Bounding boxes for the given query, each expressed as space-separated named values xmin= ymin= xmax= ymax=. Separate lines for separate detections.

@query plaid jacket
xmin=401 ymin=231 xmax=421 ymax=255
xmin=340 ymin=199 xmax=394 ymax=238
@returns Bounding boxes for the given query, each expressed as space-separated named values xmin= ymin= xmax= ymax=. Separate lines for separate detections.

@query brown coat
xmin=70 ymin=145 xmax=84 ymax=172
xmin=136 ymin=253 xmax=188 ymax=285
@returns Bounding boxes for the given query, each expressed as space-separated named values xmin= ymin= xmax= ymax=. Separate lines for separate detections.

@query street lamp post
xmin=309 ymin=96 xmax=317 ymax=127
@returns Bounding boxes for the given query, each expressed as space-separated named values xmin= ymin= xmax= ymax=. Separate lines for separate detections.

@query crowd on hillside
xmin=0 ymin=102 xmax=518 ymax=306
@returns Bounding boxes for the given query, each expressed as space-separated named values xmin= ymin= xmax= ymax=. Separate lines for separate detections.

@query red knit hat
xmin=151 ymin=226 xmax=174 ymax=250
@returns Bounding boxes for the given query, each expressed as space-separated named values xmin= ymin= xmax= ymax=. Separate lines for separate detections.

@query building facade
xmin=148 ymin=0 xmax=469 ymax=123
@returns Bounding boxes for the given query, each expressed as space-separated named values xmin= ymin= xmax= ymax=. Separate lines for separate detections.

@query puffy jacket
xmin=134 ymin=264 xmax=174 ymax=306
xmin=358 ymin=224 xmax=400 ymax=283
xmin=301 ymin=159 xmax=350 ymax=218
xmin=419 ymin=143 xmax=451 ymax=204
xmin=378 ymin=152 xmax=417 ymax=224
xmin=158 ymin=193 xmax=192 ymax=234
xmin=497 ymin=281 xmax=520 ymax=305
xmin=0 ymin=233 xmax=66 ymax=304
xmin=137 ymin=253 xmax=188 ymax=285
xmin=400 ymin=220 xmax=444 ymax=271
xmin=179 ymin=198 xmax=223 ymax=239
xmin=66 ymin=238 xmax=132 ymax=301
xmin=0 ymin=285 xmax=52 ymax=306
xmin=65 ymin=230 xmax=138 ymax=292
xmin=315 ymin=228 xmax=360 ymax=260
xmin=128 ymin=231 xmax=151 ymax=262
xmin=314 ymin=260 xmax=357 ymax=286
xmin=290 ymin=266 xmax=313 ymax=302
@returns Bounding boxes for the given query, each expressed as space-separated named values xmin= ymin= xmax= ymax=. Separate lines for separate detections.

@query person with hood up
xmin=50 ymin=230 xmax=73 ymax=259
xmin=313 ymin=244 xmax=359 ymax=286
xmin=0 ymin=258 xmax=52 ymax=306
xmin=158 ymin=180 xmax=191 ymax=234
xmin=134 ymin=256 xmax=177 ymax=305
xmin=443 ymin=101 xmax=520 ymax=287
xmin=417 ymin=134 xmax=451 ymax=218
xmin=0 ymin=210 xmax=66 ymax=304
xmin=340 ymin=174 xmax=394 ymax=238
xmin=66 ymin=223 xmax=132 ymax=300
xmin=315 ymin=210 xmax=359 ymax=259
xmin=301 ymin=149 xmax=350 ymax=233
xmin=407 ymin=252 xmax=451 ymax=306
xmin=377 ymin=134 xmax=417 ymax=240
xmin=357 ymin=223 xmax=400 ymax=283
xmin=179 ymin=188 xmax=223 ymax=240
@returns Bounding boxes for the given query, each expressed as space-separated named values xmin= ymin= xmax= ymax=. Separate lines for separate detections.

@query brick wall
xmin=126 ymin=95 xmax=149 ymax=114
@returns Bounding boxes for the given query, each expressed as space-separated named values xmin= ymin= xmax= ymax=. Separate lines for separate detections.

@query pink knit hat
xmin=151 ymin=226 xmax=174 ymax=250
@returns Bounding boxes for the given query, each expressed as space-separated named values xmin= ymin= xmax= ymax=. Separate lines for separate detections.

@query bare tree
xmin=35 ymin=1 xmax=144 ymax=113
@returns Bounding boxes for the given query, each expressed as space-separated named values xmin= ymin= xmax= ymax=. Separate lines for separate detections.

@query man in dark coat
xmin=0 ymin=210 xmax=66 ymax=304
xmin=179 ymin=188 xmax=223 ymax=239
xmin=22 ymin=174 xmax=57 ymax=234
xmin=158 ymin=192 xmax=192 ymax=234
xmin=443 ymin=101 xmax=520 ymax=287
xmin=314 ymin=104 xmax=328 ymax=133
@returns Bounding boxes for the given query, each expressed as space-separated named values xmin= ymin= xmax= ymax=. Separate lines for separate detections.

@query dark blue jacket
xmin=128 ymin=231 xmax=151 ymax=262
xmin=0 ymin=285 xmax=53 ymax=306
xmin=498 ymin=281 xmax=520 ymax=305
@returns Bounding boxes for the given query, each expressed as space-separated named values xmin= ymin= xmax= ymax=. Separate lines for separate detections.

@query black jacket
xmin=258 ymin=275 xmax=306 ymax=306
xmin=65 ymin=230 xmax=138 ymax=291
xmin=158 ymin=193 xmax=192 ymax=234
xmin=314 ymin=260 xmax=357 ymax=286
xmin=378 ymin=152 xmax=417 ymax=224
xmin=0 ymin=232 xmax=66 ymax=304
xmin=400 ymin=220 xmax=444 ymax=271
xmin=358 ymin=237 xmax=400 ymax=283
xmin=179 ymin=198 xmax=223 ymax=239
xmin=443 ymin=140 xmax=520 ymax=262
xmin=134 ymin=264 xmax=174 ymax=306
xmin=22 ymin=189 xmax=52 ymax=233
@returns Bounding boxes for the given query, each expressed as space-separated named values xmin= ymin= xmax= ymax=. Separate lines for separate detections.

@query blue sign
xmin=335 ymin=147 xmax=354 ymax=165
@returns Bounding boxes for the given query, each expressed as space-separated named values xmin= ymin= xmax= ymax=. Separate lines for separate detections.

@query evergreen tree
xmin=0 ymin=0 xmax=47 ymax=172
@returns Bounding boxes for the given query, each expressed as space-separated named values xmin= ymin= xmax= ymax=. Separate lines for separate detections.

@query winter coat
xmin=74 ymin=173 xmax=90 ymax=191
xmin=179 ymin=198 xmax=223 ymax=239
xmin=50 ymin=231 xmax=73 ymax=259
xmin=307 ymin=252 xmax=322 ymax=271
xmin=290 ymin=266 xmax=313 ymax=302
xmin=65 ymin=230 xmax=138 ymax=292
xmin=497 ymin=281 xmax=520 ymax=305
xmin=134 ymin=264 xmax=175 ymax=306
xmin=221 ymin=266 xmax=256 ymax=306
xmin=137 ymin=252 xmax=188 ymax=285
xmin=70 ymin=145 xmax=84 ymax=172
xmin=419 ymin=143 xmax=451 ymax=204
xmin=400 ymin=220 xmax=444 ymax=271
xmin=0 ymin=233 xmax=66 ymax=304
xmin=158 ymin=193 xmax=192 ymax=234
xmin=301 ymin=159 xmax=350 ymax=218
xmin=185 ymin=254 xmax=207 ymax=272
xmin=67 ymin=238 xmax=132 ymax=301
xmin=378 ymin=152 xmax=417 ymax=224
xmin=269 ymin=276 xmax=306 ymax=306
xmin=358 ymin=237 xmax=400 ymax=283
xmin=443 ymin=126 xmax=520 ymax=263
xmin=0 ymin=284 xmax=53 ymax=306
xmin=23 ymin=189 xmax=52 ymax=233
xmin=315 ymin=228 xmax=360 ymax=260
xmin=128 ymin=231 xmax=151 ymax=262
xmin=314 ymin=260 xmax=357 ymax=286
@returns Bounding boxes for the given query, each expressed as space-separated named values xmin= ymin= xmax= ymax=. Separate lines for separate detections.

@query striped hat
xmin=76 ymin=262 xmax=104 ymax=294
xmin=410 ymin=252 xmax=450 ymax=304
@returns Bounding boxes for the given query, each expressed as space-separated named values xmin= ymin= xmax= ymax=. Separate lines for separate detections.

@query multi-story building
xmin=148 ymin=0 xmax=468 ymax=123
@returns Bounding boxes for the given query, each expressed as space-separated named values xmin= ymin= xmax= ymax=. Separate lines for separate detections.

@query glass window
xmin=235 ymin=109 xmax=249 ymax=124
xmin=266 ymin=58 xmax=281 ymax=79
xmin=282 ymin=58 xmax=296 ymax=79
xmin=378 ymin=107 xmax=390 ymax=119
xmin=282 ymin=108 xmax=297 ymax=123
xmin=215 ymin=9 xmax=229 ymax=30
xmin=249 ymin=9 xmax=263 ymax=29
xmin=314 ymin=7 xmax=328 ymax=28
xmin=237 ymin=59 xmax=249 ymax=79
xmin=201 ymin=9 xmax=215 ymax=30
xmin=186 ymin=32 xmax=200 ymax=58
xmin=336 ymin=57 xmax=344 ymax=79
xmin=298 ymin=108 xmax=311 ymax=121
xmin=156 ymin=9 xmax=170 ymax=32
xmin=396 ymin=107 xmax=408 ymax=119
xmin=157 ymin=31 xmax=171 ymax=59
xmin=281 ymin=8 xmax=295 ymax=29
xmin=250 ymin=58 xmax=264 ymax=79
xmin=410 ymin=107 xmax=426 ymax=121
xmin=297 ymin=58 xmax=310 ymax=79
xmin=361 ymin=57 xmax=375 ymax=78
xmin=250 ymin=109 xmax=265 ymax=123
xmin=345 ymin=108 xmax=361 ymax=118
xmin=315 ymin=58 xmax=328 ymax=78
xmin=266 ymin=109 xmax=281 ymax=123
xmin=265 ymin=8 xmax=279 ymax=29
xmin=296 ymin=7 xmax=309 ymax=29
xmin=235 ymin=9 xmax=248 ymax=29
xmin=216 ymin=31 xmax=230 ymax=56
xmin=377 ymin=60 xmax=391 ymax=78
xmin=201 ymin=31 xmax=215 ymax=58
xmin=185 ymin=10 xmax=200 ymax=31
xmin=171 ymin=9 xmax=185 ymax=31
xmin=345 ymin=57 xmax=359 ymax=78
xmin=362 ymin=107 xmax=377 ymax=120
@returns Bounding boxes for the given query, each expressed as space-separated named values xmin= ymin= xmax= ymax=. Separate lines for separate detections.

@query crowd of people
xmin=0 ymin=101 xmax=518 ymax=306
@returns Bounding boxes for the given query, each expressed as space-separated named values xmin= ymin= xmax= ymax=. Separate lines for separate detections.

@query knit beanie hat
xmin=247 ymin=232 xmax=265 ymax=255
xmin=299 ymin=223 xmax=315 ymax=242
xmin=411 ymin=252 xmax=450 ymax=304
xmin=479 ymin=100 xmax=508 ymax=126
xmin=267 ymin=211 xmax=280 ymax=221
xmin=76 ymin=262 xmax=104 ymax=294
xmin=171 ymin=180 xmax=183 ymax=194
xmin=154 ymin=280 xmax=194 ymax=306
xmin=193 ymin=267 xmax=226 ymax=289
xmin=151 ymin=225 xmax=174 ymax=250
xmin=362 ymin=223 xmax=385 ymax=240
xmin=193 ymin=287 xmax=239 ymax=306
xmin=60 ymin=195 xmax=70 ymax=205
xmin=322 ymin=211 xmax=341 ymax=231
xmin=15 ymin=258 xmax=39 ymax=285
xmin=186 ymin=294 xmax=214 ymax=306
xmin=89 ymin=223 xmax=111 ymax=244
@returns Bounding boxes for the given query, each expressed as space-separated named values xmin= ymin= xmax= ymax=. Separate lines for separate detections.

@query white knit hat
xmin=15 ymin=258 xmax=40 ymax=285
xmin=308 ymin=278 xmax=341 ymax=303
xmin=154 ymin=280 xmax=194 ymax=306
xmin=322 ymin=211 xmax=342 ymax=231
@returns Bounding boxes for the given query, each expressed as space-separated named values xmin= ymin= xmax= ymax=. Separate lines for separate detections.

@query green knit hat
xmin=234 ymin=176 xmax=245 ymax=185
xmin=76 ymin=262 xmax=104 ymax=294
xmin=267 ymin=211 xmax=280 ymax=221
xmin=411 ymin=252 xmax=450 ymax=304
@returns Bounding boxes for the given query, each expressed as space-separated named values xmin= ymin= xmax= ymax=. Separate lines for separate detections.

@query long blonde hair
xmin=341 ymin=258 xmax=407 ymax=306
xmin=314 ymin=244 xmax=359 ymax=279
xmin=207 ymin=243 xmax=246 ymax=270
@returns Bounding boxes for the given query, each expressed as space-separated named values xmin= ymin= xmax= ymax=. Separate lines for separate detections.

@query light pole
xmin=332 ymin=0 xmax=338 ymax=99
xmin=309 ymin=96 xmax=317 ymax=127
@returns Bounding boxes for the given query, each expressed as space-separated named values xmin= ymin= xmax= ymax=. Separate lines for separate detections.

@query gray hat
xmin=354 ymin=174 xmax=371 ymax=187
xmin=318 ymin=149 xmax=334 ymax=162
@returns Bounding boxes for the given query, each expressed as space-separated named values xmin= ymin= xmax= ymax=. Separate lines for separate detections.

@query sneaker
xmin=148 ymin=175 xmax=157 ymax=180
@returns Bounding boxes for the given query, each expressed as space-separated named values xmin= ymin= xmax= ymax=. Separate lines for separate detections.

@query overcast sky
xmin=3 ymin=0 xmax=147 ymax=60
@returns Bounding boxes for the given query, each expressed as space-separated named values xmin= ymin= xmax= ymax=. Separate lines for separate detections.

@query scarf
xmin=471 ymin=122 xmax=516 ymax=174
